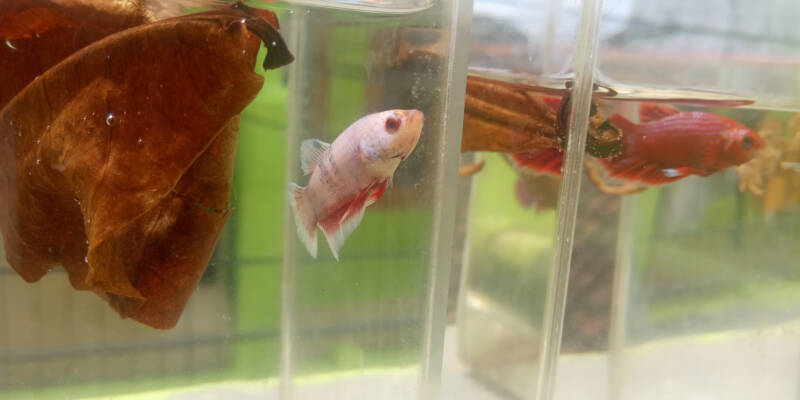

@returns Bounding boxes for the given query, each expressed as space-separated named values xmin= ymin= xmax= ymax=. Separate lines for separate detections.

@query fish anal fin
xmin=600 ymin=156 xmax=687 ymax=185
xmin=639 ymin=103 xmax=680 ymax=123
xmin=300 ymin=139 xmax=330 ymax=175
xmin=511 ymin=148 xmax=564 ymax=176
xmin=319 ymin=180 xmax=385 ymax=260
xmin=288 ymin=183 xmax=318 ymax=258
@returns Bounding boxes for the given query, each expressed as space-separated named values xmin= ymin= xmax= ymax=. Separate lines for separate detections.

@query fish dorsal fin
xmin=639 ymin=103 xmax=680 ymax=123
xmin=300 ymin=139 xmax=330 ymax=175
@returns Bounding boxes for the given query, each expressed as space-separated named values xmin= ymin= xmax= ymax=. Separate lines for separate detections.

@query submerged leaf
xmin=0 ymin=0 xmax=151 ymax=109
xmin=0 ymin=3 xmax=293 ymax=328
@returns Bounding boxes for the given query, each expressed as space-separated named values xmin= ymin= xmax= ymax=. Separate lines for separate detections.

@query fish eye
xmin=742 ymin=136 xmax=753 ymax=149
xmin=385 ymin=117 xmax=400 ymax=133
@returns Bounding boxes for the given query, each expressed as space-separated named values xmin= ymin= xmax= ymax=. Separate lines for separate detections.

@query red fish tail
xmin=289 ymin=183 xmax=318 ymax=258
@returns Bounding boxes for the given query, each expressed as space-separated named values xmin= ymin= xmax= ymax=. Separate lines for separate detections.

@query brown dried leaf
xmin=0 ymin=3 xmax=293 ymax=328
xmin=0 ymin=0 xmax=152 ymax=109
xmin=462 ymin=75 xmax=560 ymax=153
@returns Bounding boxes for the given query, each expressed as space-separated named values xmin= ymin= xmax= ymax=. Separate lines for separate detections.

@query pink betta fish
xmin=289 ymin=109 xmax=424 ymax=260
xmin=509 ymin=103 xmax=765 ymax=185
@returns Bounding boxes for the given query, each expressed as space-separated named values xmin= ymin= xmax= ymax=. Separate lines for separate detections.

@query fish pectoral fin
xmin=366 ymin=180 xmax=389 ymax=207
xmin=638 ymin=103 xmax=680 ymax=123
xmin=300 ymin=139 xmax=331 ymax=175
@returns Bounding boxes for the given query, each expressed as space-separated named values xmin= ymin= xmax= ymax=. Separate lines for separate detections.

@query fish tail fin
xmin=510 ymin=148 xmax=564 ymax=176
xmin=288 ymin=183 xmax=318 ymax=258
xmin=600 ymin=114 xmax=686 ymax=185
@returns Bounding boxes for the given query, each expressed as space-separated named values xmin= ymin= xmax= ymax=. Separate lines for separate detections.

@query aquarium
xmin=3 ymin=0 xmax=800 ymax=399
xmin=454 ymin=0 xmax=800 ymax=399
xmin=0 ymin=0 xmax=470 ymax=399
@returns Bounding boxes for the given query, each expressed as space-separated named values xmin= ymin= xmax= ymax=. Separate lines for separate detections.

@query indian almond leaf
xmin=0 ymin=2 xmax=294 ymax=329
xmin=0 ymin=0 xmax=152 ymax=109
xmin=462 ymin=75 xmax=560 ymax=153
xmin=462 ymin=75 xmax=622 ymax=158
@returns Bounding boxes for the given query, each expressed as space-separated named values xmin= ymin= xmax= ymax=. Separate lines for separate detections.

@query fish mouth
xmin=388 ymin=151 xmax=406 ymax=160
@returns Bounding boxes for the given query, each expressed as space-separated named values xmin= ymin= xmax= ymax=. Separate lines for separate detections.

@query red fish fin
xmin=639 ymin=103 xmax=679 ymax=123
xmin=319 ymin=180 xmax=386 ymax=260
xmin=288 ymin=183 xmax=318 ymax=258
xmin=542 ymin=95 xmax=562 ymax=111
xmin=300 ymin=139 xmax=330 ymax=175
xmin=599 ymin=158 xmax=688 ymax=185
xmin=511 ymin=148 xmax=564 ymax=176
xmin=367 ymin=179 xmax=389 ymax=206
xmin=609 ymin=113 xmax=639 ymax=134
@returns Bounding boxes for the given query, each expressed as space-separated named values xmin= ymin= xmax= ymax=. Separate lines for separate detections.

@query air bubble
xmin=5 ymin=39 xmax=17 ymax=50
xmin=105 ymin=113 xmax=115 ymax=126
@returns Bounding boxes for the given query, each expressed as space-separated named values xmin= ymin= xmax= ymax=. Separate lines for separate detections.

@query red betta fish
xmin=599 ymin=104 xmax=765 ymax=184
xmin=508 ymin=103 xmax=765 ymax=186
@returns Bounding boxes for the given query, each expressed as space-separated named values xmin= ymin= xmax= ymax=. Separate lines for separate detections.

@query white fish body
xmin=289 ymin=109 xmax=424 ymax=260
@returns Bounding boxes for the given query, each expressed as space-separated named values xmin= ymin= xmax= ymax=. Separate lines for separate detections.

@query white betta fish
xmin=289 ymin=109 xmax=424 ymax=260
